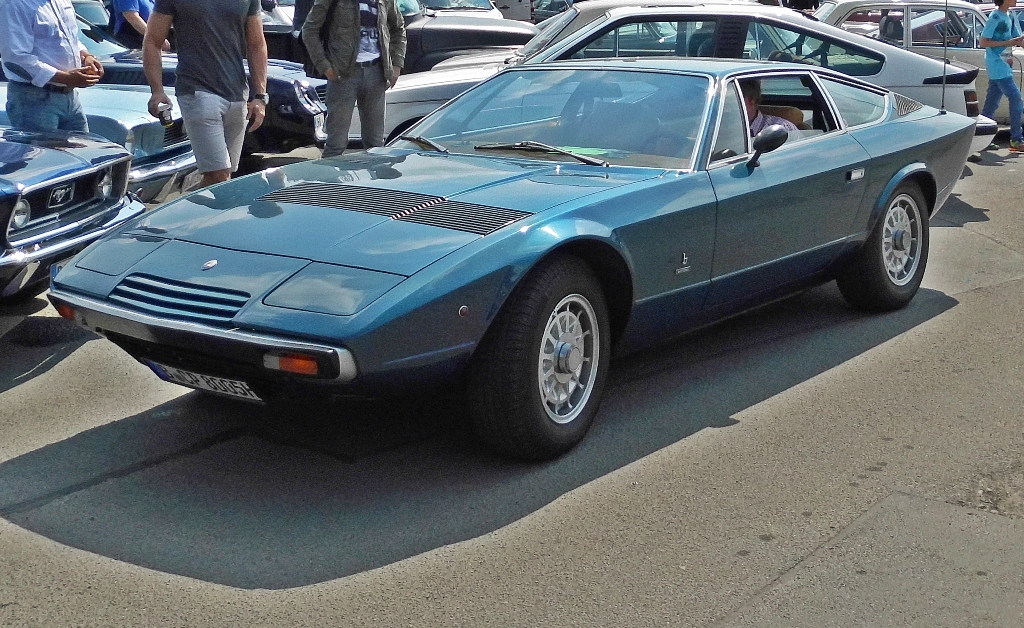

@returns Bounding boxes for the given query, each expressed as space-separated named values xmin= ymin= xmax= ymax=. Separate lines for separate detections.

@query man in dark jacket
xmin=302 ymin=0 xmax=406 ymax=156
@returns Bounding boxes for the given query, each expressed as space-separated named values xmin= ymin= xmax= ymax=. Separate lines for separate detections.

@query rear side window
xmin=744 ymin=21 xmax=885 ymax=76
xmin=819 ymin=78 xmax=888 ymax=127
xmin=566 ymin=19 xmax=717 ymax=59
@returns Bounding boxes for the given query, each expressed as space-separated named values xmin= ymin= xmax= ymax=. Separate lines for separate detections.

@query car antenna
xmin=940 ymin=0 xmax=949 ymax=113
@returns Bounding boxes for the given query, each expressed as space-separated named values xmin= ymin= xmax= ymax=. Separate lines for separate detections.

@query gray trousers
xmin=323 ymin=62 xmax=387 ymax=158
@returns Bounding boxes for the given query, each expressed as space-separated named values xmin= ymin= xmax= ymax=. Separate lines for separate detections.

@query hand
xmin=325 ymin=68 xmax=338 ymax=81
xmin=246 ymin=100 xmax=266 ymax=132
xmin=148 ymin=92 xmax=172 ymax=119
xmin=161 ymin=39 xmax=171 ymax=52
xmin=82 ymin=54 xmax=104 ymax=78
xmin=56 ymin=67 xmax=101 ymax=88
xmin=388 ymin=67 xmax=401 ymax=89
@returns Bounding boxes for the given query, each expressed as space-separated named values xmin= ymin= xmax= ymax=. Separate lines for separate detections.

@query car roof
xmin=518 ymin=55 xmax=869 ymax=80
xmin=820 ymin=0 xmax=980 ymax=10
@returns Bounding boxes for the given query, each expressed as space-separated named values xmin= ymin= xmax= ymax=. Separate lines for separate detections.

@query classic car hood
xmin=128 ymin=150 xmax=660 ymax=275
xmin=102 ymin=51 xmax=314 ymax=84
xmin=429 ymin=48 xmax=520 ymax=71
xmin=0 ymin=128 xmax=125 ymax=193
xmin=390 ymin=64 xmax=501 ymax=99
xmin=0 ymin=83 xmax=172 ymax=129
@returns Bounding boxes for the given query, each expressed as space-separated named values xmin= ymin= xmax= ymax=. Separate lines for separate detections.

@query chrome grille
xmin=893 ymin=93 xmax=923 ymax=117
xmin=163 ymin=119 xmax=188 ymax=147
xmin=396 ymin=200 xmax=531 ymax=235
xmin=260 ymin=182 xmax=438 ymax=217
xmin=315 ymin=84 xmax=327 ymax=104
xmin=109 ymin=274 xmax=250 ymax=325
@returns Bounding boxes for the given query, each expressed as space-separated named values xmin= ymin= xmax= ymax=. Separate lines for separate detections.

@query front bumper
xmin=0 ymin=197 xmax=146 ymax=298
xmin=47 ymin=289 xmax=358 ymax=399
xmin=971 ymin=114 xmax=998 ymax=154
xmin=129 ymin=150 xmax=199 ymax=204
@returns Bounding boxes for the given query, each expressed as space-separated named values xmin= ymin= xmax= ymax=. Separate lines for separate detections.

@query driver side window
xmin=710 ymin=82 xmax=747 ymax=163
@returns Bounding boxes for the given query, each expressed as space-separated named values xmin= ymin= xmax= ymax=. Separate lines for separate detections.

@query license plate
xmin=147 ymin=361 xmax=262 ymax=401
xmin=49 ymin=256 xmax=73 ymax=282
xmin=314 ymin=112 xmax=326 ymax=140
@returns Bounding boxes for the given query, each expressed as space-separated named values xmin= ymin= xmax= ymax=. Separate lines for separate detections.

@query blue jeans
xmin=982 ymin=76 xmax=1023 ymax=144
xmin=6 ymin=81 xmax=88 ymax=133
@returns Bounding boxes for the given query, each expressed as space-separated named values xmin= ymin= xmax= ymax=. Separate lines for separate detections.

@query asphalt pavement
xmin=0 ymin=142 xmax=1022 ymax=626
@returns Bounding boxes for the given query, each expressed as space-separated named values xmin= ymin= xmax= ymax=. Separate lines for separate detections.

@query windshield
xmin=76 ymin=18 xmax=128 ymax=57
xmin=422 ymin=0 xmax=493 ymax=9
xmin=813 ymin=2 xmax=837 ymax=21
xmin=396 ymin=0 xmax=423 ymax=16
xmin=520 ymin=8 xmax=578 ymax=57
xmin=395 ymin=68 xmax=709 ymax=169
xmin=73 ymin=1 xmax=110 ymax=27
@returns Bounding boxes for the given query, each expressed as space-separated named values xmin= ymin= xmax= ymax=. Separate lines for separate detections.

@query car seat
xmin=759 ymin=105 xmax=811 ymax=130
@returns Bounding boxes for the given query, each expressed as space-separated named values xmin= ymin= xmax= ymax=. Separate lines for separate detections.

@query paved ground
xmin=0 ymin=143 xmax=1022 ymax=626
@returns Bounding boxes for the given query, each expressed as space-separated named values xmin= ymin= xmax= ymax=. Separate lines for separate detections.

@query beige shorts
xmin=178 ymin=90 xmax=248 ymax=174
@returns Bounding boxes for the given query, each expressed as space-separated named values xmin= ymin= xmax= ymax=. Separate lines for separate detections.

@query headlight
xmin=10 ymin=198 xmax=30 ymax=229
xmin=123 ymin=129 xmax=136 ymax=156
xmin=96 ymin=168 xmax=114 ymax=199
xmin=292 ymin=80 xmax=324 ymax=115
xmin=264 ymin=263 xmax=405 ymax=316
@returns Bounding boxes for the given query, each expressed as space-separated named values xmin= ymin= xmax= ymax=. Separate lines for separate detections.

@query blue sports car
xmin=48 ymin=58 xmax=973 ymax=459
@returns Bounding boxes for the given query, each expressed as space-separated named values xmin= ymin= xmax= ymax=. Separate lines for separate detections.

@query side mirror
xmin=747 ymin=124 xmax=789 ymax=169
xmin=262 ymin=0 xmax=278 ymax=11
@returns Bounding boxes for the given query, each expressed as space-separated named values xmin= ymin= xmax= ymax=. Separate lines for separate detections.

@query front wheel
xmin=466 ymin=255 xmax=611 ymax=460
xmin=837 ymin=182 xmax=929 ymax=311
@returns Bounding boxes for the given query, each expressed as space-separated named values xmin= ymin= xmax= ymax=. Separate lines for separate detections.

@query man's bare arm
xmin=245 ymin=14 xmax=269 ymax=132
xmin=143 ymin=12 xmax=174 ymax=118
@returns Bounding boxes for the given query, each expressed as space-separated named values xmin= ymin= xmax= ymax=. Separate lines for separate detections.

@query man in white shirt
xmin=0 ymin=0 xmax=105 ymax=132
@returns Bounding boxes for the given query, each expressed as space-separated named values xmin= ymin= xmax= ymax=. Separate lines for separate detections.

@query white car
xmin=816 ymin=0 xmax=1022 ymax=124
xmin=419 ymin=0 xmax=506 ymax=19
xmin=355 ymin=0 xmax=994 ymax=151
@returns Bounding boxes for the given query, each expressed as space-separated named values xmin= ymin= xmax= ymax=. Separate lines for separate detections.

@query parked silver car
xmin=358 ymin=0 xmax=995 ymax=152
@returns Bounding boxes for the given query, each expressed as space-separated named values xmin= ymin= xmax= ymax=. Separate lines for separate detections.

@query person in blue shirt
xmin=0 ymin=0 xmax=105 ymax=132
xmin=111 ymin=0 xmax=167 ymax=50
xmin=982 ymin=0 xmax=1024 ymax=152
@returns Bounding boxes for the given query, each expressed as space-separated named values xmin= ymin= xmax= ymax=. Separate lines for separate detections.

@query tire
xmin=467 ymin=255 xmax=611 ymax=461
xmin=837 ymin=182 xmax=929 ymax=312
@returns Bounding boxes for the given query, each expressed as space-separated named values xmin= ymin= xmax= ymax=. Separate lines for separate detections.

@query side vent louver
xmin=893 ymin=93 xmax=923 ymax=117
xmin=259 ymin=183 xmax=532 ymax=235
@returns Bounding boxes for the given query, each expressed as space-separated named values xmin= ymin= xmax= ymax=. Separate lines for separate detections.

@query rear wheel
xmin=837 ymin=182 xmax=929 ymax=311
xmin=467 ymin=255 xmax=610 ymax=460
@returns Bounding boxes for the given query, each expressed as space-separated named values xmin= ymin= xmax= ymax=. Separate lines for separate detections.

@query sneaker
xmin=986 ymin=142 xmax=1001 ymax=150
xmin=1011 ymin=141 xmax=1024 ymax=153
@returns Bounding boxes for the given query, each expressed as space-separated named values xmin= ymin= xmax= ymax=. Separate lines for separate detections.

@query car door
xmin=704 ymin=72 xmax=872 ymax=309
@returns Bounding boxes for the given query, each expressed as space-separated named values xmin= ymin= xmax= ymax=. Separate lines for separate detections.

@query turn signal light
xmin=55 ymin=303 xmax=76 ymax=320
xmin=263 ymin=352 xmax=320 ymax=376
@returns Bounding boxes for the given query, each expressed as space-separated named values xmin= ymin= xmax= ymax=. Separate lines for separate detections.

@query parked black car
xmin=61 ymin=6 xmax=328 ymax=154
xmin=274 ymin=0 xmax=538 ymax=73
xmin=0 ymin=126 xmax=145 ymax=303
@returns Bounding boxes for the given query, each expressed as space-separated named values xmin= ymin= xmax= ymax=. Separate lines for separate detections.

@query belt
xmin=41 ymin=83 xmax=74 ymax=94
xmin=355 ymin=57 xmax=381 ymax=67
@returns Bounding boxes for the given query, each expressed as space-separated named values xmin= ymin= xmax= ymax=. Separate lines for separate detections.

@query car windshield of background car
xmin=400 ymin=68 xmax=709 ymax=169
xmin=520 ymin=9 xmax=579 ymax=59
xmin=422 ymin=0 xmax=493 ymax=10
xmin=567 ymin=19 xmax=715 ymax=60
xmin=813 ymin=2 xmax=839 ymax=21
xmin=397 ymin=0 xmax=425 ymax=16
xmin=77 ymin=19 xmax=128 ymax=57
xmin=744 ymin=21 xmax=884 ymax=76
xmin=73 ymin=0 xmax=110 ymax=27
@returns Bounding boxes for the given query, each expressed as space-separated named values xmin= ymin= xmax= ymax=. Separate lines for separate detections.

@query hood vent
xmin=260 ymin=183 xmax=532 ymax=235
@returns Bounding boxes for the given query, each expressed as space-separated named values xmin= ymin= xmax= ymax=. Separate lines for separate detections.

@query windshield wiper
xmin=399 ymin=135 xmax=449 ymax=153
xmin=474 ymin=141 xmax=608 ymax=167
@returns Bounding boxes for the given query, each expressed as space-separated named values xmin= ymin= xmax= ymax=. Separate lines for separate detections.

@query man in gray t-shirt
xmin=142 ymin=0 xmax=269 ymax=189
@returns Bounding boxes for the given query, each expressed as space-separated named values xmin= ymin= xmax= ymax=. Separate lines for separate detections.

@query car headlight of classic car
xmin=263 ymin=262 xmax=406 ymax=316
xmin=9 ymin=197 xmax=31 ymax=233
xmin=291 ymin=80 xmax=326 ymax=115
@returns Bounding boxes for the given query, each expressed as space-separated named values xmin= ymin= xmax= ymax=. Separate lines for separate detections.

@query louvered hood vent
xmin=260 ymin=182 xmax=532 ymax=235
xmin=892 ymin=93 xmax=923 ymax=117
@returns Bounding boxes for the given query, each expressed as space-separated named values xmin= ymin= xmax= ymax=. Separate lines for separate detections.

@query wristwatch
xmin=249 ymin=93 xmax=270 ymax=105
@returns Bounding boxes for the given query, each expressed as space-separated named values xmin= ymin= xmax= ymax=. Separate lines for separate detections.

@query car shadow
xmin=0 ymin=301 xmax=96 ymax=396
xmin=933 ymin=193 xmax=990 ymax=227
xmin=0 ymin=282 xmax=957 ymax=589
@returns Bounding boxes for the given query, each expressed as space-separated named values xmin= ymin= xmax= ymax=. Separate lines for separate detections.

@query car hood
xmin=390 ymin=64 xmax=501 ymax=99
xmin=430 ymin=48 xmax=520 ymax=71
xmin=103 ymin=51 xmax=315 ymax=85
xmin=0 ymin=128 xmax=126 ymax=193
xmin=127 ymin=149 xmax=660 ymax=275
